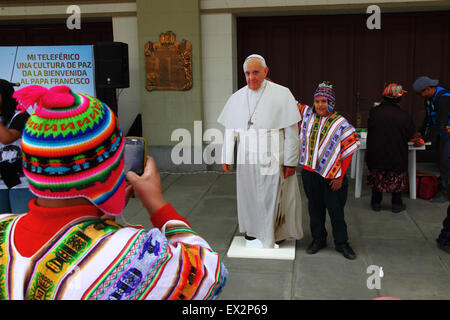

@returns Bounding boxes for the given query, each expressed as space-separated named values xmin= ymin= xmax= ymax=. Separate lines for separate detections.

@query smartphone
xmin=124 ymin=136 xmax=148 ymax=176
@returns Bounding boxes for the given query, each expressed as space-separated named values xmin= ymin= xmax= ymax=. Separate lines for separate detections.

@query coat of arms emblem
xmin=144 ymin=31 xmax=192 ymax=91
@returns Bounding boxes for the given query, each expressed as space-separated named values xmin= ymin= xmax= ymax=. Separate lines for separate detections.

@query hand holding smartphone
xmin=124 ymin=136 xmax=148 ymax=176
xmin=123 ymin=137 xmax=167 ymax=214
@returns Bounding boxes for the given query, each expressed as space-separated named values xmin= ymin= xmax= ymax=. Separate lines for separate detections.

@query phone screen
xmin=124 ymin=137 xmax=147 ymax=176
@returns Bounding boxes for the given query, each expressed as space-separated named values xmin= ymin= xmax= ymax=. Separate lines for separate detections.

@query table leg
xmin=408 ymin=150 xmax=416 ymax=199
xmin=350 ymin=153 xmax=356 ymax=179
xmin=355 ymin=149 xmax=365 ymax=198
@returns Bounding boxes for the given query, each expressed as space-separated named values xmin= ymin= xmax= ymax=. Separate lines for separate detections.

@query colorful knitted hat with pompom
xmin=13 ymin=85 xmax=125 ymax=216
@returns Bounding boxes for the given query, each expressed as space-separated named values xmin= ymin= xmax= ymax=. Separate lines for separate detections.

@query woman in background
xmin=366 ymin=83 xmax=417 ymax=213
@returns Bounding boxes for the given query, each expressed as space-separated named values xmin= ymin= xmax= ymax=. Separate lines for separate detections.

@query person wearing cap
xmin=366 ymin=83 xmax=416 ymax=213
xmin=217 ymin=54 xmax=303 ymax=248
xmin=298 ymin=81 xmax=360 ymax=260
xmin=413 ymin=77 xmax=450 ymax=253
xmin=0 ymin=85 xmax=227 ymax=300
xmin=0 ymin=79 xmax=35 ymax=214
xmin=412 ymin=76 xmax=450 ymax=202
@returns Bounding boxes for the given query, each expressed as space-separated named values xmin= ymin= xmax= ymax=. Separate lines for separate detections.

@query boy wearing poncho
xmin=0 ymin=85 xmax=227 ymax=300
xmin=298 ymin=82 xmax=360 ymax=260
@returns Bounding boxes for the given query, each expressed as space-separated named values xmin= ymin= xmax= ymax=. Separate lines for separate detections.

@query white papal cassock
xmin=217 ymin=80 xmax=303 ymax=248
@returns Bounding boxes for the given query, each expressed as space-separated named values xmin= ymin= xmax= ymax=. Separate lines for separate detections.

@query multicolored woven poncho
xmin=298 ymin=104 xmax=360 ymax=179
xmin=0 ymin=209 xmax=228 ymax=300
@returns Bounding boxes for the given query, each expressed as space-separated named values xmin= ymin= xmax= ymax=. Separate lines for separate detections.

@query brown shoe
xmin=392 ymin=203 xmax=406 ymax=213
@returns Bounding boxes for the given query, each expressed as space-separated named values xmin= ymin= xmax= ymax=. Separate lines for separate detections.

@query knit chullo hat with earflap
xmin=314 ymin=81 xmax=336 ymax=113
xmin=13 ymin=85 xmax=125 ymax=216
xmin=382 ymin=83 xmax=407 ymax=99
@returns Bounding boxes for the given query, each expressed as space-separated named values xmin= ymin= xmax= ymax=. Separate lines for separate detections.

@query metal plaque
xmin=144 ymin=31 xmax=192 ymax=91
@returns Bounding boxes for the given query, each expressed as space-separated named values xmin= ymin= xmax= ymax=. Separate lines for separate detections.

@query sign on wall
xmin=0 ymin=45 xmax=95 ymax=96
xmin=144 ymin=31 xmax=192 ymax=91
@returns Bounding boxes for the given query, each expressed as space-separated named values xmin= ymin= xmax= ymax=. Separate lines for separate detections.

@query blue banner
xmin=0 ymin=45 xmax=95 ymax=96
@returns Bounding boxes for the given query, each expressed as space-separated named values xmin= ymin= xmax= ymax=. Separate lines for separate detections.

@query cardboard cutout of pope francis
xmin=217 ymin=54 xmax=303 ymax=248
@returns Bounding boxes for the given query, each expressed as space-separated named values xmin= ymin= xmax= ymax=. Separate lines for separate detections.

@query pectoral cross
xmin=246 ymin=82 xmax=266 ymax=130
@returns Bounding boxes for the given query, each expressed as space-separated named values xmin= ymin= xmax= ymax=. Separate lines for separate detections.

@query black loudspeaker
xmin=94 ymin=42 xmax=129 ymax=89
xmin=126 ymin=114 xmax=143 ymax=137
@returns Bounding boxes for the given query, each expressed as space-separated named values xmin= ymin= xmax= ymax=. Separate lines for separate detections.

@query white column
xmin=355 ymin=149 xmax=365 ymax=198
xmin=408 ymin=149 xmax=417 ymax=199
xmin=201 ymin=13 xmax=236 ymax=163
xmin=112 ymin=16 xmax=141 ymax=135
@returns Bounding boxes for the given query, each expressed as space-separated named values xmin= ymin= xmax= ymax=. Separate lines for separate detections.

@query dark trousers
xmin=437 ymin=205 xmax=450 ymax=245
xmin=301 ymin=169 xmax=349 ymax=246
xmin=371 ymin=190 xmax=403 ymax=205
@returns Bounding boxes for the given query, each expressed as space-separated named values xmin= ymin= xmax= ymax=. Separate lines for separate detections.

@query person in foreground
xmin=0 ymin=85 xmax=228 ymax=300
xmin=298 ymin=81 xmax=360 ymax=260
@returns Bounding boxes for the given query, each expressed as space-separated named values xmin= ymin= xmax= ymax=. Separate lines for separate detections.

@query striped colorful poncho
xmin=0 ymin=212 xmax=227 ymax=300
xmin=298 ymin=104 xmax=360 ymax=179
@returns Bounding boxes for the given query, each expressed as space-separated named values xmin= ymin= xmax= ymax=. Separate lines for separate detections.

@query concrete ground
xmin=121 ymin=167 xmax=450 ymax=300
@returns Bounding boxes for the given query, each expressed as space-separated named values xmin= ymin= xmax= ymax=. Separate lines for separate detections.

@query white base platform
xmin=226 ymin=236 xmax=296 ymax=260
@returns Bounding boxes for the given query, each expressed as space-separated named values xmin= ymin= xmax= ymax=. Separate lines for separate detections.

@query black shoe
xmin=437 ymin=241 xmax=450 ymax=254
xmin=244 ymin=234 xmax=256 ymax=241
xmin=275 ymin=239 xmax=285 ymax=245
xmin=392 ymin=203 xmax=406 ymax=213
xmin=335 ymin=243 xmax=357 ymax=260
xmin=371 ymin=202 xmax=381 ymax=212
xmin=306 ymin=239 xmax=326 ymax=254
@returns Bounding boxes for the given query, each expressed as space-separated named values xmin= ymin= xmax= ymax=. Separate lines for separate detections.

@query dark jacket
xmin=419 ymin=86 xmax=450 ymax=146
xmin=366 ymin=100 xmax=416 ymax=172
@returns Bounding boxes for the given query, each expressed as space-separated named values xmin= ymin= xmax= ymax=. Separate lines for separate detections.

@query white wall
xmin=0 ymin=2 xmax=136 ymax=17
xmin=112 ymin=16 xmax=141 ymax=135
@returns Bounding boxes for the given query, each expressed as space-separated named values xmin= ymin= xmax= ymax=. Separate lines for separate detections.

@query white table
xmin=352 ymin=139 xmax=428 ymax=199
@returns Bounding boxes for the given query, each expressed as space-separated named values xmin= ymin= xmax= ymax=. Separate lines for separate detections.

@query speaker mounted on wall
xmin=94 ymin=42 xmax=130 ymax=89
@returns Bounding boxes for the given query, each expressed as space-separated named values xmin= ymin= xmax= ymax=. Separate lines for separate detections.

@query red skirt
xmin=366 ymin=169 xmax=406 ymax=193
